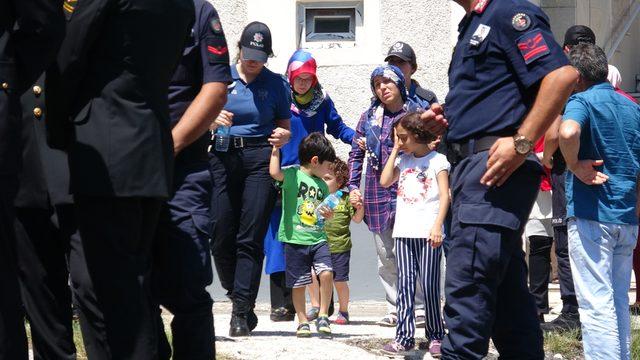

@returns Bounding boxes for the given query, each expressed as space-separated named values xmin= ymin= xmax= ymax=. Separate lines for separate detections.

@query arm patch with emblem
xmin=206 ymin=35 xmax=229 ymax=64
xmin=517 ymin=30 xmax=550 ymax=65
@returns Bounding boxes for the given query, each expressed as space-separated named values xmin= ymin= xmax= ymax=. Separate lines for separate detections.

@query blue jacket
xmin=281 ymin=94 xmax=355 ymax=166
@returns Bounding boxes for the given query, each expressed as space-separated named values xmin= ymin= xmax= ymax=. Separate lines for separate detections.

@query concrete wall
xmin=212 ymin=0 xmax=453 ymax=159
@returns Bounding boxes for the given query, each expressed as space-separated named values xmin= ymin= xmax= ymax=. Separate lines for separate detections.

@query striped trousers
xmin=395 ymin=237 xmax=445 ymax=348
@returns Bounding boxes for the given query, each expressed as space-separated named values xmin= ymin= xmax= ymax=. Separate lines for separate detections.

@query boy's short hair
xmin=398 ymin=112 xmax=437 ymax=144
xmin=299 ymin=132 xmax=336 ymax=165
xmin=329 ymin=157 xmax=349 ymax=189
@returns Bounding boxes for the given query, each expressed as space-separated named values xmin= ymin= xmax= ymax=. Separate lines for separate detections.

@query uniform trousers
xmin=209 ymin=144 xmax=276 ymax=313
xmin=153 ymin=161 xmax=214 ymax=360
xmin=0 ymin=184 xmax=27 ymax=360
xmin=71 ymin=196 xmax=163 ymax=360
xmin=394 ymin=237 xmax=444 ymax=348
xmin=14 ymin=205 xmax=76 ymax=360
xmin=442 ymin=152 xmax=543 ymax=360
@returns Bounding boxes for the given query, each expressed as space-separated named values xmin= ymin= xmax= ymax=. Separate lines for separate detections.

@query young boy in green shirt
xmin=269 ymin=132 xmax=337 ymax=338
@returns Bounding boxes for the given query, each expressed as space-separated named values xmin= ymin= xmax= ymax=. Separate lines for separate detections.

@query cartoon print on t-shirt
xmin=397 ymin=167 xmax=431 ymax=204
xmin=295 ymin=180 xmax=325 ymax=230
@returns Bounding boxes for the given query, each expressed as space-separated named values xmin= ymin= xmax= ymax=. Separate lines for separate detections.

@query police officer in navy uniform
xmin=421 ymin=0 xmax=578 ymax=358
xmin=45 ymin=0 xmax=194 ymax=358
xmin=152 ymin=1 xmax=231 ymax=359
xmin=0 ymin=1 xmax=64 ymax=359
xmin=384 ymin=41 xmax=438 ymax=109
xmin=14 ymin=74 xmax=77 ymax=360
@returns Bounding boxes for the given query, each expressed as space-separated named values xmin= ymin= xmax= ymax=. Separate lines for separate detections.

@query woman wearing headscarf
xmin=264 ymin=49 xmax=355 ymax=321
xmin=347 ymin=65 xmax=413 ymax=326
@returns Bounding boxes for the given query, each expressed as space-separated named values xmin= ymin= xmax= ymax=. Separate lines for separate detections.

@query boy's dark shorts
xmin=284 ymin=242 xmax=333 ymax=288
xmin=331 ymin=250 xmax=351 ymax=282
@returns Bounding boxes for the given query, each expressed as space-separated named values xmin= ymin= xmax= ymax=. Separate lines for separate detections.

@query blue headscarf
xmin=363 ymin=65 xmax=409 ymax=171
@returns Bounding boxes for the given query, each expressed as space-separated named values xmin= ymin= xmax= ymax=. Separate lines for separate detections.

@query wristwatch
xmin=513 ymin=133 xmax=534 ymax=156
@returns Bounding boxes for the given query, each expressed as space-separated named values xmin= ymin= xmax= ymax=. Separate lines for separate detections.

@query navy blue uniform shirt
xmin=445 ymin=0 xmax=568 ymax=143
xmin=225 ymin=65 xmax=291 ymax=137
xmin=168 ymin=0 xmax=231 ymax=162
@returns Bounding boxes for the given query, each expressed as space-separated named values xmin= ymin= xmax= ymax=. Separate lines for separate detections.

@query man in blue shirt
xmin=419 ymin=0 xmax=578 ymax=358
xmin=153 ymin=1 xmax=231 ymax=359
xmin=559 ymin=43 xmax=640 ymax=360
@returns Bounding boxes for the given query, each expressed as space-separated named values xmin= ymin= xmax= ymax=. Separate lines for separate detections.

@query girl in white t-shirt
xmin=379 ymin=112 xmax=450 ymax=357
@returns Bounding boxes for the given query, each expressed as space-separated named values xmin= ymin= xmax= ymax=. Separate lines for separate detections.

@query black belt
xmin=447 ymin=136 xmax=500 ymax=164
xmin=212 ymin=135 xmax=270 ymax=149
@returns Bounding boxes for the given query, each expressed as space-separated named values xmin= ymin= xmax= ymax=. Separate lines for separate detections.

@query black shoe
xmin=248 ymin=309 xmax=258 ymax=331
xmin=229 ymin=313 xmax=250 ymax=337
xmin=541 ymin=312 xmax=581 ymax=333
xmin=630 ymin=303 xmax=640 ymax=315
xmin=270 ymin=306 xmax=295 ymax=322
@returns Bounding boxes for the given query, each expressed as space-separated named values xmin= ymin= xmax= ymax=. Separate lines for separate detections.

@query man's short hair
xmin=569 ymin=43 xmax=608 ymax=83
xmin=298 ymin=132 xmax=336 ymax=166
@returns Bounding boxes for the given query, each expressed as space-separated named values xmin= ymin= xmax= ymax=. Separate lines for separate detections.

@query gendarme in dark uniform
xmin=0 ymin=1 xmax=64 ymax=359
xmin=14 ymin=74 xmax=77 ymax=360
xmin=45 ymin=0 xmax=194 ymax=358
xmin=442 ymin=0 xmax=571 ymax=358
xmin=152 ymin=1 xmax=231 ymax=359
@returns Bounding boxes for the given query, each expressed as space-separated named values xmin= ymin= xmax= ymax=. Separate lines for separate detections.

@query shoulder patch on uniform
xmin=517 ymin=30 xmax=550 ymax=65
xmin=512 ymin=13 xmax=531 ymax=31
xmin=473 ymin=0 xmax=490 ymax=14
xmin=206 ymin=36 xmax=229 ymax=64
xmin=210 ymin=18 xmax=223 ymax=35
xmin=63 ymin=0 xmax=77 ymax=19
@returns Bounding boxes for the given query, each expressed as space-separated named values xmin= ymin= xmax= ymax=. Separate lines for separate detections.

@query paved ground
xmin=213 ymin=285 xmax=639 ymax=360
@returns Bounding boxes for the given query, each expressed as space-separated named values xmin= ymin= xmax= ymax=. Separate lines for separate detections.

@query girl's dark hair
xmin=299 ymin=132 xmax=336 ymax=165
xmin=329 ymin=157 xmax=349 ymax=189
xmin=397 ymin=112 xmax=437 ymax=144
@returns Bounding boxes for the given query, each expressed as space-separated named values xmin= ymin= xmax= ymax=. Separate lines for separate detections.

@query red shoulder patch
xmin=473 ymin=0 xmax=491 ymax=14
xmin=517 ymin=31 xmax=550 ymax=64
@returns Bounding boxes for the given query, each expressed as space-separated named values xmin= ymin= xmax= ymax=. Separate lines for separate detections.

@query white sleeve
xmin=433 ymin=154 xmax=450 ymax=175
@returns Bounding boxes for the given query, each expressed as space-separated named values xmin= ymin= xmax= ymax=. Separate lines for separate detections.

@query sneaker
xmin=270 ymin=306 xmax=295 ymax=322
xmin=296 ymin=322 xmax=311 ymax=338
xmin=377 ymin=313 xmax=397 ymax=327
xmin=380 ymin=341 xmax=411 ymax=356
xmin=306 ymin=306 xmax=320 ymax=321
xmin=334 ymin=311 xmax=349 ymax=325
xmin=316 ymin=315 xmax=332 ymax=338
xmin=540 ymin=312 xmax=581 ymax=333
xmin=415 ymin=314 xmax=426 ymax=327
xmin=428 ymin=340 xmax=442 ymax=358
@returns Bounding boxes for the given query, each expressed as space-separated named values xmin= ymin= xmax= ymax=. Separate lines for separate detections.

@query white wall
xmin=214 ymin=0 xmax=453 ymax=158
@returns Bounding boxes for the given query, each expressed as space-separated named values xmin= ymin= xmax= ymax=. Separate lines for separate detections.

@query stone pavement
xmin=213 ymin=285 xmax=637 ymax=360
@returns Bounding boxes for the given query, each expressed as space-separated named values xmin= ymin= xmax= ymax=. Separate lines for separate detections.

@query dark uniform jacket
xmin=46 ymin=0 xmax=195 ymax=198
xmin=15 ymin=75 xmax=72 ymax=208
xmin=0 ymin=0 xmax=64 ymax=181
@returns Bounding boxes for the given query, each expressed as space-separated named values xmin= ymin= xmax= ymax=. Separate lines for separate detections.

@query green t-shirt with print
xmin=324 ymin=192 xmax=355 ymax=253
xmin=278 ymin=167 xmax=328 ymax=245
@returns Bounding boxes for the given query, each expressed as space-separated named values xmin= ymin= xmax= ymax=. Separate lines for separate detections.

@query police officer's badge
xmin=210 ymin=18 xmax=223 ymax=34
xmin=512 ymin=13 xmax=531 ymax=31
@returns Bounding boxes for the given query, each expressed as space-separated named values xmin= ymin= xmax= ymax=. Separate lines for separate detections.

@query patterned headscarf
xmin=363 ymin=65 xmax=409 ymax=171
xmin=287 ymin=50 xmax=326 ymax=117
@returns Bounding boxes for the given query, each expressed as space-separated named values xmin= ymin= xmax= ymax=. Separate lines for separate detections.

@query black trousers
xmin=71 ymin=196 xmax=163 ymax=360
xmin=14 ymin=205 xmax=76 ymax=360
xmin=550 ymin=170 xmax=579 ymax=314
xmin=209 ymin=145 xmax=276 ymax=313
xmin=0 ymin=186 xmax=27 ymax=360
xmin=153 ymin=162 xmax=215 ymax=360
xmin=528 ymin=235 xmax=553 ymax=315
xmin=269 ymin=272 xmax=292 ymax=310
